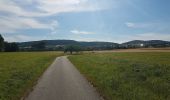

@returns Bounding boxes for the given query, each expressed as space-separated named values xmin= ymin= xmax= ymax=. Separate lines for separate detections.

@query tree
xmin=64 ymin=45 xmax=82 ymax=54
xmin=31 ymin=41 xmax=46 ymax=51
xmin=4 ymin=42 xmax=19 ymax=52
xmin=0 ymin=34 xmax=4 ymax=51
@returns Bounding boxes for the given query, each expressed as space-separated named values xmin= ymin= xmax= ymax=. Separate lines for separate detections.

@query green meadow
xmin=0 ymin=52 xmax=62 ymax=100
xmin=69 ymin=52 xmax=170 ymax=100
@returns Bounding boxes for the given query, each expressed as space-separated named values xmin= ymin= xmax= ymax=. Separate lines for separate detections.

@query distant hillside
xmin=18 ymin=40 xmax=118 ymax=46
xmin=17 ymin=39 xmax=170 ymax=51
xmin=122 ymin=40 xmax=170 ymax=48
xmin=79 ymin=41 xmax=118 ymax=47
xmin=18 ymin=40 xmax=78 ymax=47
xmin=17 ymin=40 xmax=119 ymax=51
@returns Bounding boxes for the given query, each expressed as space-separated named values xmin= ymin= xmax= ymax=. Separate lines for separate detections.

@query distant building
xmin=140 ymin=44 xmax=144 ymax=47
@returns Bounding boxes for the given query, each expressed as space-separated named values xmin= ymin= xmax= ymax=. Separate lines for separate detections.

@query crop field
xmin=0 ymin=52 xmax=62 ymax=100
xmin=69 ymin=52 xmax=170 ymax=100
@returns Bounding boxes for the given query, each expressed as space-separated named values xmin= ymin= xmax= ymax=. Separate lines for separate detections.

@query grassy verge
xmin=0 ymin=52 xmax=62 ymax=100
xmin=69 ymin=52 xmax=170 ymax=100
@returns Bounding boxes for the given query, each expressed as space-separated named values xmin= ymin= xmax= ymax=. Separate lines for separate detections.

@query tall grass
xmin=69 ymin=52 xmax=170 ymax=100
xmin=0 ymin=52 xmax=62 ymax=100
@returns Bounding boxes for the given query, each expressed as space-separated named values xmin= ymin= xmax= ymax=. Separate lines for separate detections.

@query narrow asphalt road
xmin=25 ymin=56 xmax=102 ymax=100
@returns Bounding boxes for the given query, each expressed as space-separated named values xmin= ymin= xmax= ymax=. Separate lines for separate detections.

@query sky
xmin=0 ymin=0 xmax=170 ymax=43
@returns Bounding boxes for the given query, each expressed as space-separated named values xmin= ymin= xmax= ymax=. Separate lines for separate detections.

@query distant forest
xmin=0 ymin=34 xmax=170 ymax=52
xmin=0 ymin=34 xmax=19 ymax=52
xmin=18 ymin=39 xmax=170 ymax=52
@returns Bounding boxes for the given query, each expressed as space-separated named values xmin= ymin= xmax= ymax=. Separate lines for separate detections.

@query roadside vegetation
xmin=0 ymin=52 xmax=62 ymax=100
xmin=69 ymin=52 xmax=170 ymax=100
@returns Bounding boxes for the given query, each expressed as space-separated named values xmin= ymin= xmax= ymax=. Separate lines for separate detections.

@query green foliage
xmin=0 ymin=52 xmax=62 ymax=100
xmin=31 ymin=41 xmax=46 ymax=51
xmin=4 ymin=42 xmax=19 ymax=52
xmin=64 ymin=45 xmax=82 ymax=54
xmin=0 ymin=34 xmax=4 ymax=51
xmin=69 ymin=52 xmax=170 ymax=100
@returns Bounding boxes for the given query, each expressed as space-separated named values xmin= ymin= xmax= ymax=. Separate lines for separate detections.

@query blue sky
xmin=0 ymin=0 xmax=170 ymax=43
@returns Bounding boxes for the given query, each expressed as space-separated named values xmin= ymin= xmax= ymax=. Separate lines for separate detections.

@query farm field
xmin=69 ymin=52 xmax=170 ymax=100
xmin=0 ymin=52 xmax=62 ymax=100
xmin=90 ymin=48 xmax=170 ymax=53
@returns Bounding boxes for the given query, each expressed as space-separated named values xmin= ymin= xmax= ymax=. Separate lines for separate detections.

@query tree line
xmin=0 ymin=34 xmax=82 ymax=53
xmin=0 ymin=34 xmax=19 ymax=52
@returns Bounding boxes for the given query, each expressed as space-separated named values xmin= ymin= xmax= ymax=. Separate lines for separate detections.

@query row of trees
xmin=16 ymin=39 xmax=82 ymax=54
xmin=0 ymin=34 xmax=4 ymax=51
xmin=0 ymin=34 xmax=92 ymax=54
xmin=64 ymin=45 xmax=82 ymax=54
xmin=0 ymin=34 xmax=19 ymax=52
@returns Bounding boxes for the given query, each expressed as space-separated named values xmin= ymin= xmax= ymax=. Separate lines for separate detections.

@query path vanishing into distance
xmin=25 ymin=56 xmax=102 ymax=100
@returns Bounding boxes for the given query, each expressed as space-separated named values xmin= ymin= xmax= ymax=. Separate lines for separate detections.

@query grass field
xmin=69 ymin=52 xmax=170 ymax=100
xmin=0 ymin=52 xmax=62 ymax=100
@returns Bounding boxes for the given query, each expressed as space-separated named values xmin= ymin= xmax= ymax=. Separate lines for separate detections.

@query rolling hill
xmin=122 ymin=40 xmax=170 ymax=48
xmin=17 ymin=39 xmax=170 ymax=51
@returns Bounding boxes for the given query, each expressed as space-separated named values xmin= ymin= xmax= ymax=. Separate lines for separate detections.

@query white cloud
xmin=3 ymin=34 xmax=49 ymax=42
xmin=113 ymin=32 xmax=170 ymax=43
xmin=37 ymin=0 xmax=102 ymax=15
xmin=50 ymin=20 xmax=59 ymax=35
xmin=136 ymin=33 xmax=170 ymax=40
xmin=0 ymin=16 xmax=50 ymax=33
xmin=0 ymin=0 xmax=106 ymax=34
xmin=3 ymin=34 xmax=33 ymax=42
xmin=125 ymin=22 xmax=136 ymax=28
xmin=0 ymin=1 xmax=46 ymax=17
xmin=70 ymin=30 xmax=95 ymax=35
xmin=0 ymin=0 xmax=104 ymax=17
xmin=125 ymin=22 xmax=155 ymax=28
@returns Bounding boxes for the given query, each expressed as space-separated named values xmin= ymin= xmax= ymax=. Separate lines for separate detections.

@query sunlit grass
xmin=0 ymin=52 xmax=62 ymax=100
xmin=69 ymin=52 xmax=170 ymax=100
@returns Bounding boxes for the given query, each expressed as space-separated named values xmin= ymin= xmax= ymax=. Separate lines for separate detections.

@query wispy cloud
xmin=136 ymin=32 xmax=170 ymax=40
xmin=0 ymin=0 xmax=102 ymax=17
xmin=0 ymin=1 xmax=45 ymax=17
xmin=38 ymin=0 xmax=103 ymax=15
xmin=113 ymin=32 xmax=170 ymax=43
xmin=3 ymin=34 xmax=34 ymax=42
xmin=2 ymin=34 xmax=49 ymax=42
xmin=0 ymin=16 xmax=50 ymax=33
xmin=70 ymin=30 xmax=95 ymax=35
xmin=0 ymin=0 xmax=106 ymax=33
xmin=50 ymin=20 xmax=59 ymax=35
xmin=125 ymin=22 xmax=155 ymax=28
xmin=125 ymin=22 xmax=136 ymax=28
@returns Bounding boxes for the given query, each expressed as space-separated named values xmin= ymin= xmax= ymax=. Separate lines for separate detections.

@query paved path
xmin=25 ymin=56 xmax=102 ymax=100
